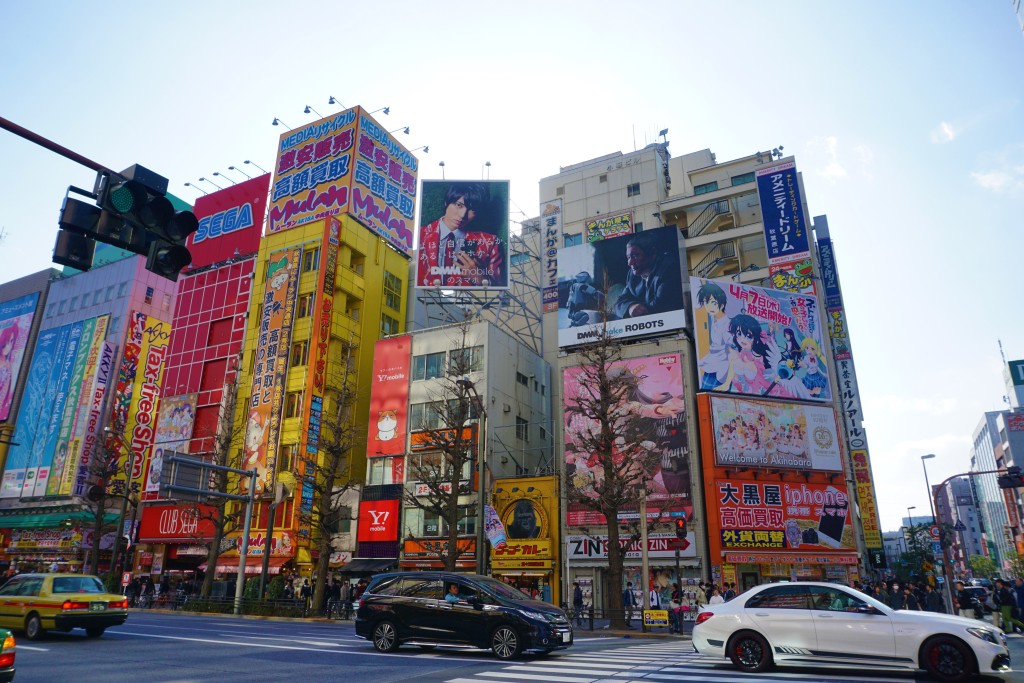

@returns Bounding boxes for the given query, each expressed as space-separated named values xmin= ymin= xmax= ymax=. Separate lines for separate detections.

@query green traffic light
xmin=109 ymin=183 xmax=137 ymax=213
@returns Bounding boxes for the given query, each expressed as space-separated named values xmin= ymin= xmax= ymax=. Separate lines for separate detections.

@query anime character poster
xmin=0 ymin=293 xmax=39 ymax=421
xmin=690 ymin=276 xmax=830 ymax=402
xmin=148 ymin=393 xmax=197 ymax=494
xmin=563 ymin=353 xmax=691 ymax=525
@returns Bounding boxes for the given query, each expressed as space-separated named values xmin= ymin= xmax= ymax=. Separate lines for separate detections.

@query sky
xmin=2 ymin=2 xmax=1024 ymax=533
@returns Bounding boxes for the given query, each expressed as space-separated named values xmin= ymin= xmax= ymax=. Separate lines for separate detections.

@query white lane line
xmin=14 ymin=644 xmax=48 ymax=651
xmin=534 ymin=661 xmax=632 ymax=670
xmin=467 ymin=673 xmax=595 ymax=683
xmin=505 ymin=666 xmax=625 ymax=676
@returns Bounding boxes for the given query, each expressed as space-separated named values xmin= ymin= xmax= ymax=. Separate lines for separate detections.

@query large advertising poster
xmin=188 ymin=173 xmax=269 ymax=269
xmin=490 ymin=476 xmax=558 ymax=569
xmin=709 ymin=395 xmax=842 ymax=472
xmin=0 ymin=292 xmax=39 ymax=421
xmin=72 ymin=341 xmax=114 ymax=496
xmin=58 ymin=315 xmax=109 ymax=495
xmin=850 ymin=449 xmax=883 ymax=548
xmin=756 ymin=160 xmax=809 ymax=262
xmin=556 ymin=226 xmax=686 ymax=348
xmin=563 ymin=353 xmax=691 ymax=525
xmin=690 ymin=276 xmax=830 ymax=401
xmin=244 ymin=246 xmax=301 ymax=496
xmin=416 ymin=180 xmax=510 ymax=290
xmin=147 ymin=393 xmax=197 ymax=494
xmin=585 ymin=210 xmax=633 ymax=242
xmin=367 ymin=335 xmax=412 ymax=457
xmin=540 ymin=199 xmax=562 ymax=312
xmin=712 ymin=479 xmax=855 ymax=552
xmin=357 ymin=499 xmax=400 ymax=542
xmin=267 ymin=107 xmax=417 ymax=256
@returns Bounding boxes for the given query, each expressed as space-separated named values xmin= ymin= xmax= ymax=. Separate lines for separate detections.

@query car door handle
xmin=817 ymin=614 xmax=834 ymax=618
xmin=754 ymin=613 xmax=770 ymax=617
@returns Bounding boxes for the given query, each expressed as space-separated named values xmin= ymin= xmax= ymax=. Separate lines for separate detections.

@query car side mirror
xmin=856 ymin=604 xmax=880 ymax=615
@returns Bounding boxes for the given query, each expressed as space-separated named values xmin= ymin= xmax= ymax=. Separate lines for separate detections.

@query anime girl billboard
xmin=689 ymin=277 xmax=831 ymax=402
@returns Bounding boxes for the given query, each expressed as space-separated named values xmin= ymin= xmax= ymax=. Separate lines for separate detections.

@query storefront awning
xmin=337 ymin=558 xmax=396 ymax=574
xmin=198 ymin=557 xmax=291 ymax=575
xmin=0 ymin=511 xmax=118 ymax=529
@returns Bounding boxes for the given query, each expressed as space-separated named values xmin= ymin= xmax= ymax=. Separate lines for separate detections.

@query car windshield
xmin=51 ymin=577 xmax=106 ymax=594
xmin=841 ymin=585 xmax=889 ymax=611
xmin=474 ymin=577 xmax=531 ymax=601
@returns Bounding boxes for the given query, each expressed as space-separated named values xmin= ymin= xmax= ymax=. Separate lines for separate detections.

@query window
xmin=383 ymin=271 xmax=402 ymax=311
xmin=452 ymin=508 xmax=476 ymax=536
xmin=105 ymin=286 xmax=115 ymax=302
xmin=117 ymin=283 xmax=128 ymax=298
xmin=626 ymin=182 xmax=641 ymax=197
xmin=68 ymin=296 xmax=78 ymax=311
xmin=400 ymin=578 xmax=443 ymax=600
xmin=381 ymin=313 xmax=400 ymax=337
xmin=746 ymin=585 xmax=810 ymax=610
xmin=409 ymin=402 xmax=445 ymax=430
xmin=278 ymin=444 xmax=297 ymax=472
xmin=555 ymin=186 xmax=564 ymax=196
xmin=446 ymin=398 xmax=480 ymax=421
xmin=334 ymin=506 xmax=352 ymax=534
xmin=539 ymin=425 xmax=547 ymax=442
xmin=302 ymin=248 xmax=320 ymax=272
xmin=144 ymin=287 xmax=154 ymax=305
xmin=516 ymin=372 xmax=529 ymax=386
xmin=808 ymin=586 xmax=866 ymax=612
xmin=422 ymin=511 xmax=441 ymax=537
xmin=516 ymin=416 xmax=528 ymax=441
xmin=449 ymin=346 xmax=483 ymax=374
xmin=598 ymin=174 xmax=607 ymax=183
xmin=412 ymin=352 xmax=446 ymax=381
xmin=563 ymin=233 xmax=582 ymax=247
xmin=58 ymin=300 xmax=67 ymax=315
xmin=730 ymin=171 xmax=755 ymax=186
xmin=285 ymin=391 xmax=304 ymax=419
xmin=634 ymin=222 xmax=643 ymax=232
xmin=297 ymin=293 xmax=314 ymax=318
xmin=693 ymin=181 xmax=719 ymax=195
xmin=291 ymin=341 xmax=309 ymax=367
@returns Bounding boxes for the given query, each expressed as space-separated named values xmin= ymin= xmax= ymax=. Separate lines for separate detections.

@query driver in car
xmin=445 ymin=584 xmax=462 ymax=604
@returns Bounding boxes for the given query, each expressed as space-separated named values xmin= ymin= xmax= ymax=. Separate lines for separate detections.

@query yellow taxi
xmin=0 ymin=573 xmax=128 ymax=640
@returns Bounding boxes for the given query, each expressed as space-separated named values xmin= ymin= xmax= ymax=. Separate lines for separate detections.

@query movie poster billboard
xmin=563 ymin=353 xmax=691 ymax=525
xmin=415 ymin=180 xmax=510 ymax=290
xmin=147 ymin=393 xmax=197 ymax=494
xmin=690 ymin=277 xmax=830 ymax=402
xmin=267 ymin=107 xmax=417 ymax=256
xmin=709 ymin=395 xmax=842 ymax=472
xmin=0 ymin=292 xmax=39 ymax=421
xmin=585 ymin=210 xmax=633 ymax=242
xmin=712 ymin=479 xmax=855 ymax=552
xmin=244 ymin=246 xmax=301 ymax=496
xmin=540 ymin=199 xmax=562 ymax=312
xmin=367 ymin=335 xmax=411 ymax=457
xmin=187 ymin=173 xmax=269 ymax=270
xmin=556 ymin=226 xmax=686 ymax=348
xmin=756 ymin=160 xmax=809 ymax=262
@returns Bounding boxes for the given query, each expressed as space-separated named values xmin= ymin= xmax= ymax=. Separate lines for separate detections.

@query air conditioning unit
xmin=503 ymin=403 xmax=511 ymax=413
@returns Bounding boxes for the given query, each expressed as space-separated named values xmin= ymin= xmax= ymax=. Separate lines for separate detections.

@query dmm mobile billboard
xmin=0 ymin=292 xmax=39 ymax=421
xmin=415 ymin=180 xmax=510 ymax=290
xmin=556 ymin=226 xmax=686 ymax=348
xmin=367 ymin=335 xmax=412 ymax=458
xmin=267 ymin=107 xmax=418 ymax=256
xmin=186 ymin=173 xmax=269 ymax=270
xmin=563 ymin=352 xmax=691 ymax=526
xmin=690 ymin=277 xmax=829 ymax=401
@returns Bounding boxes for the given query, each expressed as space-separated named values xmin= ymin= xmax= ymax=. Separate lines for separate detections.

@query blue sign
xmin=816 ymin=238 xmax=843 ymax=309
xmin=756 ymin=161 xmax=810 ymax=261
xmin=932 ymin=541 xmax=942 ymax=555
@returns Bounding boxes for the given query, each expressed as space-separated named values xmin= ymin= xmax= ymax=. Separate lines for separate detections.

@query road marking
xmin=458 ymin=674 xmax=596 ymax=683
xmin=15 ymin=644 xmax=48 ymax=651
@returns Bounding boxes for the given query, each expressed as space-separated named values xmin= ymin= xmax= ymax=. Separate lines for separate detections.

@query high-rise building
xmin=936 ymin=476 xmax=986 ymax=577
xmin=971 ymin=411 xmax=1012 ymax=567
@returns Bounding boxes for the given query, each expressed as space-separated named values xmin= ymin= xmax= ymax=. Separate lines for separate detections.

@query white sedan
xmin=692 ymin=581 xmax=1010 ymax=682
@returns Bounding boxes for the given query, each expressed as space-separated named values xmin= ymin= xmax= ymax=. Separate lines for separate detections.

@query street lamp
xmin=922 ymin=454 xmax=937 ymax=521
xmin=907 ymin=506 xmax=917 ymax=527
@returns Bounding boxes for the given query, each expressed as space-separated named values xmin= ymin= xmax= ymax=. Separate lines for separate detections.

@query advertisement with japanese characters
xmin=540 ymin=199 xmax=562 ymax=312
xmin=850 ymin=449 xmax=883 ymax=548
xmin=367 ymin=335 xmax=412 ymax=457
xmin=756 ymin=160 xmax=809 ymax=262
xmin=690 ymin=277 xmax=830 ymax=401
xmin=709 ymin=395 xmax=842 ymax=472
xmin=490 ymin=476 xmax=558 ymax=569
xmin=585 ymin=210 xmax=633 ymax=242
xmin=713 ymin=479 xmax=854 ymax=552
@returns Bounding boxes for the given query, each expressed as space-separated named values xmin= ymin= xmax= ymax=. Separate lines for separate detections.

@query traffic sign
xmin=932 ymin=541 xmax=942 ymax=554
xmin=929 ymin=525 xmax=941 ymax=540
xmin=121 ymin=571 xmax=131 ymax=587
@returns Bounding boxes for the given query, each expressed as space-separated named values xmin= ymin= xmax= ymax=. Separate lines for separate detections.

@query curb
xmin=129 ymin=608 xmax=345 ymax=624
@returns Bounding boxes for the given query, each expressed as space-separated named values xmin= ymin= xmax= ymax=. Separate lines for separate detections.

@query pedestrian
xmin=923 ymin=584 xmax=945 ymax=613
xmin=669 ymin=583 xmax=682 ymax=634
xmin=340 ymin=581 xmax=352 ymax=619
xmin=954 ymin=581 xmax=975 ymax=620
xmin=572 ymin=582 xmax=584 ymax=627
xmin=901 ymin=586 xmax=920 ymax=610
xmin=709 ymin=588 xmax=725 ymax=604
xmin=300 ymin=579 xmax=312 ymax=608
xmin=622 ymin=581 xmax=636 ymax=624
xmin=1014 ymin=578 xmax=1024 ymax=624
xmin=887 ymin=582 xmax=903 ymax=611
xmin=723 ymin=582 xmax=737 ymax=601
xmin=648 ymin=582 xmax=662 ymax=610
xmin=995 ymin=579 xmax=1024 ymax=633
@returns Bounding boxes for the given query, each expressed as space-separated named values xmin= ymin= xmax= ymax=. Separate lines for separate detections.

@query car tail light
xmin=695 ymin=611 xmax=714 ymax=626
xmin=0 ymin=633 xmax=16 ymax=668
xmin=109 ymin=599 xmax=129 ymax=609
xmin=62 ymin=600 xmax=89 ymax=611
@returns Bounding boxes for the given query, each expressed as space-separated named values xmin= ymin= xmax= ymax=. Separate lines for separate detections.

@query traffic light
xmin=998 ymin=465 xmax=1024 ymax=489
xmin=52 ymin=193 xmax=100 ymax=271
xmin=674 ymin=517 xmax=686 ymax=539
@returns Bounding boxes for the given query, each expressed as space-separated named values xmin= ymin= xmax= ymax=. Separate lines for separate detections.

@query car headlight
xmin=521 ymin=610 xmax=551 ymax=622
xmin=967 ymin=627 xmax=1000 ymax=645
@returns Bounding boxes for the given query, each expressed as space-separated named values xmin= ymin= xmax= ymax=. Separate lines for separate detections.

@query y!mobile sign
xmin=357 ymin=499 xmax=400 ymax=542
xmin=367 ymin=335 xmax=411 ymax=458
xmin=756 ymin=161 xmax=809 ymax=263
xmin=187 ymin=174 xmax=269 ymax=269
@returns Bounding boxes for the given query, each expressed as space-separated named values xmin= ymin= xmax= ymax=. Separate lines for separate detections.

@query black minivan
xmin=355 ymin=572 xmax=573 ymax=659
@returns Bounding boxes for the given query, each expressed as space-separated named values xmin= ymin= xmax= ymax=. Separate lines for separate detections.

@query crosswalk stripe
xmin=468 ymin=673 xmax=596 ymax=683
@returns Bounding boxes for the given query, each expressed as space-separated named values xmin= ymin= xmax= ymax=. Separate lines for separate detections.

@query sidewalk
xmin=571 ymin=616 xmax=693 ymax=639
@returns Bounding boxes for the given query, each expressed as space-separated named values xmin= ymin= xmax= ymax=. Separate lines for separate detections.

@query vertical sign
xmin=0 ymin=292 xmax=39 ymax=421
xmin=541 ymin=199 xmax=562 ymax=312
xmin=756 ymin=160 xmax=809 ymax=261
xmin=244 ymin=246 xmax=301 ymax=496
xmin=366 ymin=335 xmax=412 ymax=457
xmin=46 ymin=315 xmax=99 ymax=495
xmin=31 ymin=321 xmax=84 ymax=496
xmin=59 ymin=315 xmax=109 ymax=495
xmin=73 ymin=341 xmax=115 ymax=496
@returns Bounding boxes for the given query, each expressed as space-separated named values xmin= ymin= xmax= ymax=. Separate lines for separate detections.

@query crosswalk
xmin=444 ymin=641 xmax=921 ymax=683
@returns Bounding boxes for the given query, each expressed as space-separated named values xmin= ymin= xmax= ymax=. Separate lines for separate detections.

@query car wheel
xmin=728 ymin=631 xmax=773 ymax=673
xmin=491 ymin=625 xmax=522 ymax=660
xmin=86 ymin=626 xmax=106 ymax=638
xmin=25 ymin=613 xmax=45 ymax=641
xmin=922 ymin=636 xmax=975 ymax=683
xmin=372 ymin=621 xmax=400 ymax=653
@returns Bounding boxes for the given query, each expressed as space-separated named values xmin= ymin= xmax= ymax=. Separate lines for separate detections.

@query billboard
xmin=850 ymin=449 xmax=883 ymax=548
xmin=585 ymin=210 xmax=633 ymax=242
xmin=756 ymin=160 xmax=809 ymax=262
xmin=712 ymin=479 xmax=854 ymax=552
xmin=690 ymin=277 xmax=830 ymax=401
xmin=357 ymin=499 xmax=400 ymax=542
xmin=30 ymin=321 xmax=84 ymax=497
xmin=244 ymin=246 xmax=301 ymax=496
xmin=563 ymin=353 xmax=691 ymax=525
xmin=415 ymin=180 xmax=510 ymax=290
xmin=73 ymin=341 xmax=115 ymax=496
xmin=0 ymin=292 xmax=39 ymax=421
xmin=187 ymin=173 xmax=269 ymax=269
xmin=767 ymin=254 xmax=816 ymax=297
xmin=148 ymin=393 xmax=197 ymax=494
xmin=540 ymin=199 xmax=562 ymax=312
xmin=709 ymin=395 xmax=842 ymax=472
xmin=267 ymin=107 xmax=418 ymax=256
xmin=556 ymin=226 xmax=686 ymax=347
xmin=367 ymin=335 xmax=412 ymax=457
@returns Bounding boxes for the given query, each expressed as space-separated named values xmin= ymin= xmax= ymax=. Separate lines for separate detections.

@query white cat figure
xmin=377 ymin=410 xmax=398 ymax=441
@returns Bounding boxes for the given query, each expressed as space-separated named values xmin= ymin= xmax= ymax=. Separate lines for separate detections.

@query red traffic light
xmin=674 ymin=518 xmax=686 ymax=539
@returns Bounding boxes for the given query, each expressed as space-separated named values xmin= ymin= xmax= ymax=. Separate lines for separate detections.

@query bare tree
xmin=403 ymin=323 xmax=483 ymax=572
xmin=563 ymin=327 xmax=674 ymax=628
xmin=305 ymin=342 xmax=362 ymax=613
xmin=82 ymin=420 xmax=128 ymax=577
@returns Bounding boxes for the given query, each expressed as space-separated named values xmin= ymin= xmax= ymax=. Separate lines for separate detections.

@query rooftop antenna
xmin=1000 ymin=339 xmax=1008 ymax=366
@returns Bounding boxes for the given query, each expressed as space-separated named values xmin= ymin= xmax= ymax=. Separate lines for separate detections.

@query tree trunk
xmin=311 ymin=528 xmax=332 ymax=613
xmin=89 ymin=502 xmax=104 ymax=576
xmin=605 ymin=508 xmax=627 ymax=629
xmin=201 ymin=509 xmax=225 ymax=598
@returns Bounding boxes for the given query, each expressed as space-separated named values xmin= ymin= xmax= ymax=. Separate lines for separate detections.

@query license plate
xmin=561 ymin=632 xmax=571 ymax=643
xmin=89 ymin=602 xmax=106 ymax=612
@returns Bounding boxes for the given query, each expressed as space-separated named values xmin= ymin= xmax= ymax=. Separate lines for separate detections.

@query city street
xmin=8 ymin=611 xmax=1024 ymax=683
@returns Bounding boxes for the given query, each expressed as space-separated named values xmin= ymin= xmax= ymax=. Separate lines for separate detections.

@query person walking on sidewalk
xmin=995 ymin=579 xmax=1024 ymax=633
xmin=622 ymin=581 xmax=636 ymax=625
xmin=572 ymin=582 xmax=585 ymax=627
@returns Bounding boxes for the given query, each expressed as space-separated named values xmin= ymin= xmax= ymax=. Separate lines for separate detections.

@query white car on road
xmin=692 ymin=581 xmax=1010 ymax=682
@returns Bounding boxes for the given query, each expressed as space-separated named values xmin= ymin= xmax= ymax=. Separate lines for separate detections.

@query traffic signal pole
xmin=0 ymin=116 xmax=110 ymax=175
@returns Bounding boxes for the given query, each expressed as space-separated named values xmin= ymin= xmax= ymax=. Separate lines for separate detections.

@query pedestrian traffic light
xmin=998 ymin=465 xmax=1024 ymax=489
xmin=674 ymin=517 xmax=686 ymax=539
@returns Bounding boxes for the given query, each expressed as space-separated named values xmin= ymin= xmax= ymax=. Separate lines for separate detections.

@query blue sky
xmin=2 ymin=2 xmax=1023 ymax=532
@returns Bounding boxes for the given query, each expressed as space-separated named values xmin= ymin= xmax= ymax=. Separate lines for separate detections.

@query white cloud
xmin=971 ymin=144 xmax=1024 ymax=194
xmin=806 ymin=135 xmax=848 ymax=183
xmin=930 ymin=121 xmax=956 ymax=144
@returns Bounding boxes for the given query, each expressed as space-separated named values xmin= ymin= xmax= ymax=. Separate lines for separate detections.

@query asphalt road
xmin=9 ymin=611 xmax=1024 ymax=683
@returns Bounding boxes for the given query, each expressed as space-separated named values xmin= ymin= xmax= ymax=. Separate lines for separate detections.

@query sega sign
xmin=186 ymin=174 xmax=269 ymax=270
